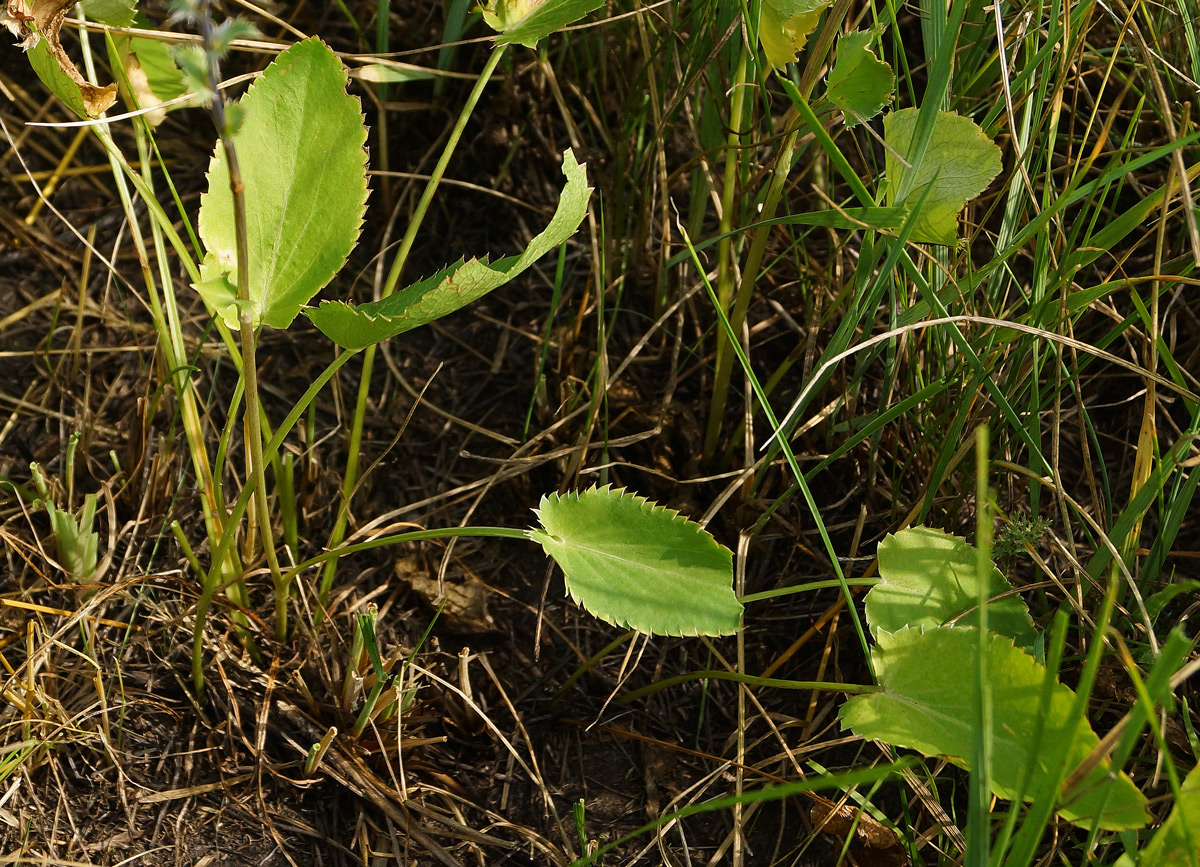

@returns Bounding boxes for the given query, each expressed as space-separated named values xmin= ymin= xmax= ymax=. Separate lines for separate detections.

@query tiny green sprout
xmin=29 ymin=463 xmax=100 ymax=585
xmin=303 ymin=726 xmax=337 ymax=777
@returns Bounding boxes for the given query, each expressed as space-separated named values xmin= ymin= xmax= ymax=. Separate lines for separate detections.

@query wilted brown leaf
xmin=811 ymin=796 xmax=910 ymax=867
xmin=3 ymin=0 xmax=117 ymax=116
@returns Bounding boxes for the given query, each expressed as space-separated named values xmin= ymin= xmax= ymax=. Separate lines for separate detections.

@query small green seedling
xmin=29 ymin=433 xmax=100 ymax=584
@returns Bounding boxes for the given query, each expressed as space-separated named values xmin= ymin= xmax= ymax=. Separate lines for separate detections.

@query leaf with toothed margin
xmin=866 ymin=527 xmax=1038 ymax=649
xmin=824 ymin=29 xmax=893 ymax=126
xmin=197 ymin=37 xmax=369 ymax=330
xmin=527 ymin=486 xmax=743 ymax=637
xmin=883 ymin=108 xmax=1002 ymax=245
xmin=305 ymin=149 xmax=590 ymax=349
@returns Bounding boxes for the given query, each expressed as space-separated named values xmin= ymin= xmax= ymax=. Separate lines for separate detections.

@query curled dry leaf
xmin=811 ymin=797 xmax=910 ymax=867
xmin=3 ymin=0 xmax=117 ymax=116
xmin=396 ymin=557 xmax=495 ymax=633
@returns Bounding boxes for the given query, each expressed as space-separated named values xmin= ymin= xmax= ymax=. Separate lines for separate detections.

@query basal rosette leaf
xmin=883 ymin=108 xmax=1002 ymax=245
xmin=198 ymin=37 xmax=368 ymax=330
xmin=306 ymin=149 xmax=590 ymax=349
xmin=867 ymin=526 xmax=1037 ymax=649
xmin=841 ymin=626 xmax=1149 ymax=830
xmin=528 ymin=486 xmax=742 ymax=637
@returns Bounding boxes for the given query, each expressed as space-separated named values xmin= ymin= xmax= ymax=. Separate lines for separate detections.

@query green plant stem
xmin=318 ymin=45 xmax=508 ymax=607
xmin=738 ymin=578 xmax=880 ymax=605
xmin=290 ymin=525 xmax=528 ymax=589
xmin=570 ymin=761 xmax=913 ymax=867
xmin=616 ymin=670 xmax=875 ymax=706
xmin=200 ymin=15 xmax=287 ymax=640
xmin=193 ymin=349 xmax=356 ymax=695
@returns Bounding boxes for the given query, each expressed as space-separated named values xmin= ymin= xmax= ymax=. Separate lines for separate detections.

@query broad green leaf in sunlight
xmin=824 ymin=29 xmax=893 ymax=126
xmin=867 ymin=527 xmax=1037 ymax=649
xmin=840 ymin=626 xmax=1150 ymax=830
xmin=883 ymin=108 xmax=1002 ymax=245
xmin=480 ymin=0 xmax=605 ymax=49
xmin=197 ymin=37 xmax=368 ymax=330
xmin=759 ymin=0 xmax=831 ymax=70
xmin=527 ymin=486 xmax=743 ymax=637
xmin=306 ymin=149 xmax=591 ymax=349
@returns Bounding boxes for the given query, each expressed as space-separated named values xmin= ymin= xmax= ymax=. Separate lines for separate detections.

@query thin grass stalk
xmin=318 ymin=45 xmax=508 ymax=607
xmin=701 ymin=39 xmax=751 ymax=462
xmin=76 ymin=26 xmax=242 ymax=586
xmin=134 ymin=124 xmax=253 ymax=627
xmin=966 ymin=426 xmax=993 ymax=867
xmin=704 ymin=0 xmax=852 ymax=466
xmin=89 ymin=125 xmax=249 ymax=613
xmin=194 ymin=349 xmax=356 ymax=694
xmin=680 ymin=224 xmax=874 ymax=669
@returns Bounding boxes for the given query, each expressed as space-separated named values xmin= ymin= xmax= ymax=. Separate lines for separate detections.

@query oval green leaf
xmin=305 ymin=149 xmax=590 ymax=349
xmin=840 ymin=626 xmax=1150 ymax=830
xmin=867 ymin=526 xmax=1037 ymax=649
xmin=198 ymin=37 xmax=368 ymax=330
xmin=528 ymin=486 xmax=742 ymax=637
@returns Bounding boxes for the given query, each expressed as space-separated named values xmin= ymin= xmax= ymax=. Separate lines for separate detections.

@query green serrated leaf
xmin=840 ymin=627 xmax=1150 ymax=830
xmin=824 ymin=29 xmax=893 ymax=126
xmin=759 ymin=0 xmax=831 ymax=70
xmin=81 ymin=0 xmax=136 ymax=26
xmin=868 ymin=527 xmax=1038 ymax=649
xmin=480 ymin=0 xmax=605 ymax=49
xmin=306 ymin=149 xmax=590 ymax=349
xmin=527 ymin=486 xmax=742 ymax=637
xmin=883 ymin=108 xmax=1002 ymax=245
xmin=198 ymin=37 xmax=368 ymax=330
